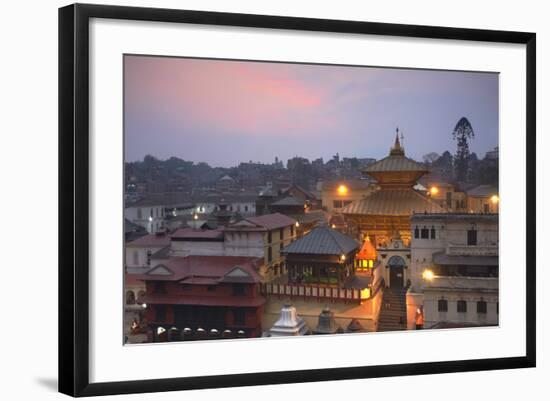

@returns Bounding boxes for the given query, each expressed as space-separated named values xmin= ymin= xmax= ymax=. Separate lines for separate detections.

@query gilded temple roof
xmin=341 ymin=189 xmax=446 ymax=216
xmin=365 ymin=155 xmax=428 ymax=173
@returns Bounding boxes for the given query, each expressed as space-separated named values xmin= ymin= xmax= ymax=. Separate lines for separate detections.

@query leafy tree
xmin=432 ymin=150 xmax=454 ymax=181
xmin=452 ymin=117 xmax=475 ymax=182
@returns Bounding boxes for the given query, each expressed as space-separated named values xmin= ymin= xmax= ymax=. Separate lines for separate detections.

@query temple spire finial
xmin=395 ymin=127 xmax=400 ymax=147
xmin=390 ymin=127 xmax=405 ymax=156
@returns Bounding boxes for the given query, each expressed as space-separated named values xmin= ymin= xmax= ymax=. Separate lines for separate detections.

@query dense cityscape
xmin=124 ymin=121 xmax=499 ymax=343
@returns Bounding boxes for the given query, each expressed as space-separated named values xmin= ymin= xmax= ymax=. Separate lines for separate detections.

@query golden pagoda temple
xmin=342 ymin=129 xmax=445 ymax=247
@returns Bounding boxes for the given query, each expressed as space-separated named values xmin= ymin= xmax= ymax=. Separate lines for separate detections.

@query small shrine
xmin=282 ymin=224 xmax=359 ymax=285
xmin=268 ymin=304 xmax=309 ymax=336
xmin=355 ymin=237 xmax=377 ymax=273
xmin=312 ymin=306 xmax=341 ymax=334
xmin=345 ymin=318 xmax=367 ymax=333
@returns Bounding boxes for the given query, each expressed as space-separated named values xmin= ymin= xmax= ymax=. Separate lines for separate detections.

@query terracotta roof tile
xmin=126 ymin=233 xmax=171 ymax=248
xmin=241 ymin=213 xmax=296 ymax=230
xmin=137 ymin=255 xmax=263 ymax=283
xmin=171 ymin=228 xmax=224 ymax=240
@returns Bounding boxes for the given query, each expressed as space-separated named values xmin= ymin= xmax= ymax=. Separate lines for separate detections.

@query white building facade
xmin=407 ymin=213 xmax=499 ymax=329
xmin=125 ymin=200 xmax=165 ymax=234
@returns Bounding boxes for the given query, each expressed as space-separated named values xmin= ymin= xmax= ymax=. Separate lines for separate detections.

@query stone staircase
xmin=377 ymin=287 xmax=407 ymax=332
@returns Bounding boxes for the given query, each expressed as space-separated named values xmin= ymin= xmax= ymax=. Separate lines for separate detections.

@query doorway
xmin=388 ymin=255 xmax=406 ymax=288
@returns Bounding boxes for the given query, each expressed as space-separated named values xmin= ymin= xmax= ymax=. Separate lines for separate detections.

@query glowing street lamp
xmin=422 ymin=269 xmax=435 ymax=281
xmin=490 ymin=194 xmax=499 ymax=204
xmin=340 ymin=254 xmax=346 ymax=262
xmin=337 ymin=184 xmax=348 ymax=196
xmin=429 ymin=186 xmax=439 ymax=196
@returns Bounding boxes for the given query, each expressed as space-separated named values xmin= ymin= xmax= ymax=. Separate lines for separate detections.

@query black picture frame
xmin=59 ymin=3 xmax=536 ymax=397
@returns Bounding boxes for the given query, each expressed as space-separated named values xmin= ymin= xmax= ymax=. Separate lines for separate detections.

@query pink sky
xmin=124 ymin=55 xmax=498 ymax=167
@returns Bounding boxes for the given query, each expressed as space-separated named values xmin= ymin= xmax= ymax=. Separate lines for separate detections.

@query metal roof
xmin=283 ymin=225 xmax=359 ymax=256
xmin=365 ymin=155 xmax=428 ymax=173
xmin=341 ymin=189 xmax=445 ymax=216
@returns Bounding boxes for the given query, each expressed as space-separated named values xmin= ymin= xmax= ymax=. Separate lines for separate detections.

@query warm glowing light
xmin=491 ymin=195 xmax=499 ymax=204
xmin=430 ymin=186 xmax=439 ymax=196
xmin=340 ymin=254 xmax=346 ymax=261
xmin=337 ymin=184 xmax=348 ymax=195
xmin=360 ymin=288 xmax=371 ymax=299
xmin=422 ymin=269 xmax=435 ymax=281
xmin=142 ymin=303 xmax=147 ymax=309
xmin=331 ymin=224 xmax=336 ymax=229
xmin=193 ymin=214 xmax=198 ymax=220
xmin=295 ymin=221 xmax=300 ymax=227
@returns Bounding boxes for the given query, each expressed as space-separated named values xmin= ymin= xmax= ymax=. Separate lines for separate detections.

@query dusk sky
xmin=124 ymin=55 xmax=498 ymax=167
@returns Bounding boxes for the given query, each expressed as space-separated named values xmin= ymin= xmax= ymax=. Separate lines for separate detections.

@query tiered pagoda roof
xmin=282 ymin=225 xmax=359 ymax=256
xmin=342 ymin=129 xmax=446 ymax=216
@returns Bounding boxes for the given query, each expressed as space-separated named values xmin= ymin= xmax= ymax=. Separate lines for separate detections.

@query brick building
xmin=137 ymin=255 xmax=265 ymax=341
